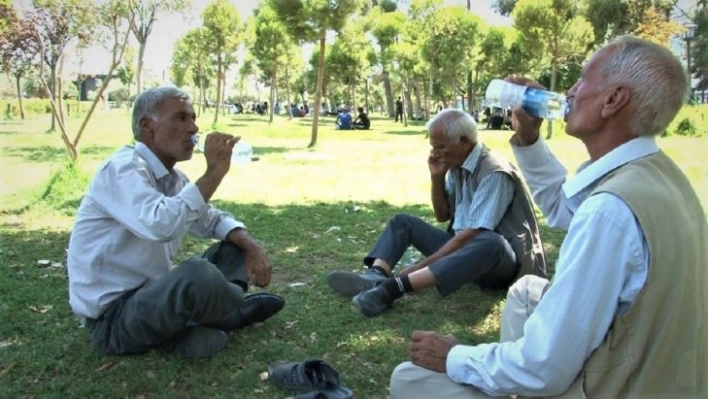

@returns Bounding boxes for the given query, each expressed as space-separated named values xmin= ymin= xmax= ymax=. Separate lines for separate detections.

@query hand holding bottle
xmin=506 ymin=77 xmax=545 ymax=146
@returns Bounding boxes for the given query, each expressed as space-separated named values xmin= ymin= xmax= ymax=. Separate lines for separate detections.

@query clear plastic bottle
xmin=485 ymin=79 xmax=567 ymax=120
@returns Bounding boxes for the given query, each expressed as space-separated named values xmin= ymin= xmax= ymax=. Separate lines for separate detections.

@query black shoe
xmin=327 ymin=268 xmax=388 ymax=297
xmin=168 ymin=325 xmax=228 ymax=359
xmin=224 ymin=293 xmax=285 ymax=330
xmin=352 ymin=285 xmax=394 ymax=317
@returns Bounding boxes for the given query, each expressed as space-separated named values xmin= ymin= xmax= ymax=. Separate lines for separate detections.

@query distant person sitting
xmin=335 ymin=110 xmax=353 ymax=130
xmin=290 ymin=104 xmax=300 ymax=118
xmin=353 ymin=107 xmax=370 ymax=130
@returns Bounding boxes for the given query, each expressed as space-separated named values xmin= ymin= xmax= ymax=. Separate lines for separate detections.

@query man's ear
xmin=601 ymin=86 xmax=631 ymax=118
xmin=138 ymin=116 xmax=153 ymax=141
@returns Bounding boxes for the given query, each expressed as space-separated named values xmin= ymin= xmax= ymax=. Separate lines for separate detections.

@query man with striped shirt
xmin=327 ymin=109 xmax=546 ymax=317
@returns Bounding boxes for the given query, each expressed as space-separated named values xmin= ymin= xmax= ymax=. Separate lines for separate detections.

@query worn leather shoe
xmin=223 ymin=292 xmax=285 ymax=330
xmin=352 ymin=285 xmax=394 ymax=317
xmin=327 ymin=268 xmax=388 ymax=297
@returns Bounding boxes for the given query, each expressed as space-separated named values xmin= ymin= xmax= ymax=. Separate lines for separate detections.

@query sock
xmin=381 ymin=276 xmax=413 ymax=300
xmin=371 ymin=265 xmax=389 ymax=277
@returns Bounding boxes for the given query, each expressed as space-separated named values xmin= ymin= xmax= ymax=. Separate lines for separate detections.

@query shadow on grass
xmin=0 ymin=199 xmax=566 ymax=398
xmin=0 ymin=145 xmax=115 ymax=163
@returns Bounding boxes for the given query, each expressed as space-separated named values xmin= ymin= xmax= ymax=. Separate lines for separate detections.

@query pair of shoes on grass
xmin=267 ymin=358 xmax=354 ymax=399
xmin=327 ymin=269 xmax=394 ymax=317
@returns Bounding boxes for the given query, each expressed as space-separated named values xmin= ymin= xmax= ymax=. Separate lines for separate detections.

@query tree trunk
xmin=383 ymin=68 xmax=394 ymax=117
xmin=466 ymin=70 xmax=474 ymax=113
xmin=545 ymin=59 xmax=558 ymax=140
xmin=221 ymin=70 xmax=226 ymax=116
xmin=285 ymin=65 xmax=293 ymax=120
xmin=365 ymin=78 xmax=370 ymax=113
xmin=405 ymin=76 xmax=414 ymax=118
xmin=269 ymin=70 xmax=277 ymax=124
xmin=213 ymin=53 xmax=222 ymax=125
xmin=49 ymin=65 xmax=57 ymax=132
xmin=15 ymin=75 xmax=25 ymax=120
xmin=136 ymin=38 xmax=146 ymax=94
xmin=309 ymin=31 xmax=327 ymax=148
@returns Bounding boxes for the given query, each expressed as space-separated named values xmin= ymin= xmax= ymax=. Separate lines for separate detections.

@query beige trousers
xmin=389 ymin=275 xmax=550 ymax=399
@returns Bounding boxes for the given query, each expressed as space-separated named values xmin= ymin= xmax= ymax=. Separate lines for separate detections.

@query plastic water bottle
xmin=485 ymin=79 xmax=567 ymax=120
xmin=231 ymin=141 xmax=253 ymax=163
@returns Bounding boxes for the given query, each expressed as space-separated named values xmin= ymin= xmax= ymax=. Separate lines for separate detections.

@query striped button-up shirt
xmin=445 ymin=142 xmax=514 ymax=233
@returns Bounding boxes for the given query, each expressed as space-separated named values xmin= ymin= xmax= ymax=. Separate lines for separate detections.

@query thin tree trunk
xmin=49 ymin=65 xmax=57 ymax=132
xmin=15 ymin=75 xmax=25 ymax=120
xmin=309 ymin=30 xmax=327 ymax=148
xmin=365 ymin=78 xmax=370 ymax=113
xmin=383 ymin=69 xmax=394 ymax=117
xmin=546 ymin=59 xmax=558 ymax=140
xmin=136 ymin=39 xmax=146 ymax=94
xmin=213 ymin=54 xmax=222 ymax=125
xmin=285 ymin=65 xmax=293 ymax=120
xmin=269 ymin=70 xmax=276 ymax=124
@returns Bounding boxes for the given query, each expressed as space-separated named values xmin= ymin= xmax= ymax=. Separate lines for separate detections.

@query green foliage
xmin=39 ymin=160 xmax=89 ymax=208
xmin=673 ymin=117 xmax=698 ymax=137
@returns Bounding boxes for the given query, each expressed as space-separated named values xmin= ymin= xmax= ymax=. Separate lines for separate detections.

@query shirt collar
xmin=460 ymin=141 xmax=484 ymax=173
xmin=563 ymin=135 xmax=659 ymax=198
xmin=135 ymin=142 xmax=170 ymax=180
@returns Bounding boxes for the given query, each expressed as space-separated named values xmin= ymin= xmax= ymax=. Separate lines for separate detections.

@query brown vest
xmin=548 ymin=151 xmax=708 ymax=398
xmin=468 ymin=146 xmax=547 ymax=280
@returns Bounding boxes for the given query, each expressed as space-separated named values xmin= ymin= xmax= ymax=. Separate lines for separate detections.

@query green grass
xmin=0 ymin=107 xmax=705 ymax=398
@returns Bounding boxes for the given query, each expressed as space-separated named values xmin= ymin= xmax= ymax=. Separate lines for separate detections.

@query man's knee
xmin=389 ymin=362 xmax=421 ymax=398
xmin=389 ymin=213 xmax=419 ymax=228
xmin=174 ymin=258 xmax=225 ymax=288
xmin=506 ymin=275 xmax=549 ymax=309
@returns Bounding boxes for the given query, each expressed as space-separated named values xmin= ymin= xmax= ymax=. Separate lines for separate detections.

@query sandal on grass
xmin=268 ymin=358 xmax=340 ymax=392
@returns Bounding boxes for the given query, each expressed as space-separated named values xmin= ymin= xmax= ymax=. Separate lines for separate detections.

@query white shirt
xmin=446 ymin=136 xmax=654 ymax=396
xmin=67 ymin=143 xmax=244 ymax=319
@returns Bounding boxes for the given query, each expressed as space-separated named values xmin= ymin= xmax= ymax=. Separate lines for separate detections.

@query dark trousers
xmin=85 ymin=242 xmax=248 ymax=355
xmin=395 ymin=110 xmax=403 ymax=122
xmin=364 ymin=214 xmax=518 ymax=296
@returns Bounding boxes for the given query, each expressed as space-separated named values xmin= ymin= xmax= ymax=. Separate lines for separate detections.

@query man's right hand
xmin=195 ymin=132 xmax=239 ymax=202
xmin=506 ymin=76 xmax=544 ymax=146
xmin=428 ymin=151 xmax=448 ymax=177
xmin=204 ymin=132 xmax=239 ymax=177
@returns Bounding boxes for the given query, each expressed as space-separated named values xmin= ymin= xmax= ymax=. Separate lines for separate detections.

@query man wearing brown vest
xmin=327 ymin=108 xmax=547 ymax=317
xmin=389 ymin=35 xmax=707 ymax=398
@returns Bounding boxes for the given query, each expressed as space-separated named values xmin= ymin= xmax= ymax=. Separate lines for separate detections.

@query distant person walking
xmin=395 ymin=97 xmax=403 ymax=123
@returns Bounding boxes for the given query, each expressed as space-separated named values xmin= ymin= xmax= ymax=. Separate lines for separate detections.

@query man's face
xmin=140 ymin=97 xmax=198 ymax=169
xmin=429 ymin=126 xmax=471 ymax=168
xmin=565 ymin=47 xmax=616 ymax=138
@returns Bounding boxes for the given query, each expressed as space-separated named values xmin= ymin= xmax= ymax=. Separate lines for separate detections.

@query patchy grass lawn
xmin=0 ymin=107 xmax=705 ymax=398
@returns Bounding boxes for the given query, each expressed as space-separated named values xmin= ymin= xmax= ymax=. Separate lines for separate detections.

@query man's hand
xmin=428 ymin=150 xmax=448 ymax=177
xmin=410 ymin=331 xmax=459 ymax=373
xmin=227 ymin=228 xmax=272 ymax=287
xmin=506 ymin=76 xmax=544 ymax=147
xmin=244 ymin=243 xmax=272 ymax=287
xmin=204 ymin=132 xmax=239 ymax=177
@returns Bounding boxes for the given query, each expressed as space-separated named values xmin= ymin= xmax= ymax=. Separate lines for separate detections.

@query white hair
xmin=425 ymin=108 xmax=478 ymax=143
xmin=600 ymin=35 xmax=690 ymax=136
xmin=132 ymin=87 xmax=191 ymax=140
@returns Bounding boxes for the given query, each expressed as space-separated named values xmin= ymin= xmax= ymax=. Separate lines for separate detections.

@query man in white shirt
xmin=388 ymin=36 xmax=707 ymax=397
xmin=67 ymin=87 xmax=284 ymax=359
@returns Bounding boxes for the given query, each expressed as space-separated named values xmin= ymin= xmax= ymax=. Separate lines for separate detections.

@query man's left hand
xmin=244 ymin=244 xmax=272 ymax=287
xmin=409 ymin=331 xmax=459 ymax=373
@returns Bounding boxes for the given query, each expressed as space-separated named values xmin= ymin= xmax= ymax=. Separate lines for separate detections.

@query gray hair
xmin=600 ymin=35 xmax=689 ymax=137
xmin=132 ymin=87 xmax=191 ymax=140
xmin=425 ymin=108 xmax=478 ymax=143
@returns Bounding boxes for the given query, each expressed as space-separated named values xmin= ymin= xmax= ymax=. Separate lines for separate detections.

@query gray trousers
xmin=365 ymin=214 xmax=518 ymax=295
xmin=85 ymin=241 xmax=248 ymax=355
xmin=389 ymin=275 xmax=550 ymax=398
